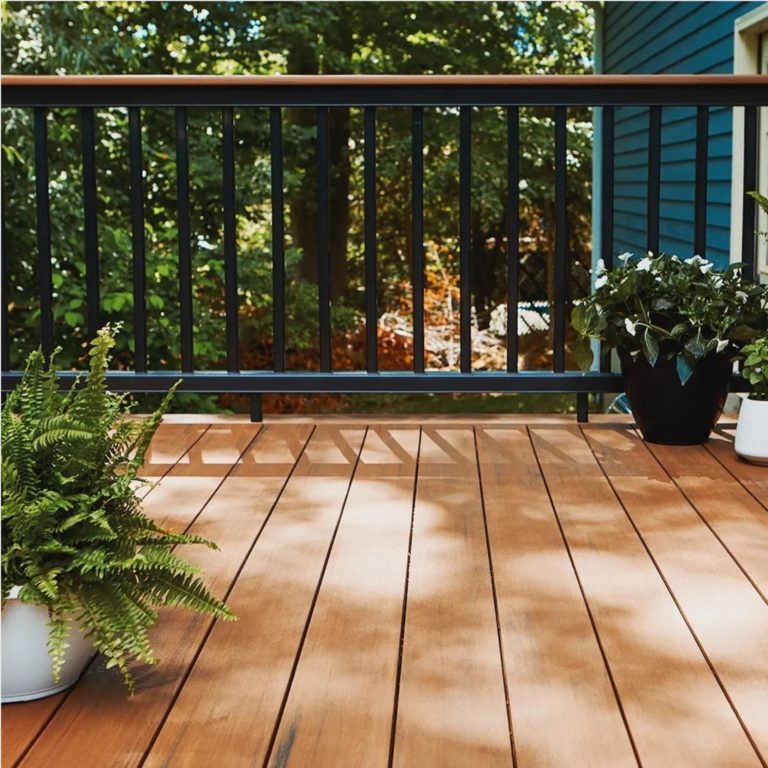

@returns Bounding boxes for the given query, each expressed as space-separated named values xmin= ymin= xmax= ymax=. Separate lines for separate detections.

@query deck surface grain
xmin=3 ymin=417 xmax=767 ymax=768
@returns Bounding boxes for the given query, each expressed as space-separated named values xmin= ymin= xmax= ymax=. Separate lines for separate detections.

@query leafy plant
xmin=742 ymin=336 xmax=768 ymax=401
xmin=748 ymin=190 xmax=768 ymax=246
xmin=1 ymin=326 xmax=234 ymax=692
xmin=572 ymin=252 xmax=768 ymax=384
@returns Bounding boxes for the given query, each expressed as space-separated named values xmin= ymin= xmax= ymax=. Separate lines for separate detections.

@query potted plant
xmin=1 ymin=326 xmax=234 ymax=701
xmin=572 ymin=252 xmax=767 ymax=444
xmin=735 ymin=336 xmax=768 ymax=464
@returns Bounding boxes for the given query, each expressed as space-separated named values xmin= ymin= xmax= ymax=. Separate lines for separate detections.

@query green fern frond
xmin=47 ymin=613 xmax=71 ymax=683
xmin=2 ymin=326 xmax=234 ymax=693
xmin=139 ymin=570 xmax=235 ymax=621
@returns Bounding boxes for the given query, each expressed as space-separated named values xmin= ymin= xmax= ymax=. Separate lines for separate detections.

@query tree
xmin=2 ymin=1 xmax=594 ymax=378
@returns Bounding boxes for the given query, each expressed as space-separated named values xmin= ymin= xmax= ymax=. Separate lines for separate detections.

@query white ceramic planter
xmin=2 ymin=588 xmax=94 ymax=703
xmin=735 ymin=396 xmax=768 ymax=465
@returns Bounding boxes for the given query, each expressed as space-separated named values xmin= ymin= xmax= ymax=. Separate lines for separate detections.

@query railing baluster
xmin=128 ymin=107 xmax=147 ymax=372
xmin=460 ymin=106 xmax=472 ymax=374
xmin=506 ymin=106 xmax=520 ymax=374
xmin=222 ymin=106 xmax=239 ymax=372
xmin=175 ymin=107 xmax=194 ymax=372
xmin=601 ymin=106 xmax=615 ymax=271
xmin=411 ymin=106 xmax=425 ymax=374
xmin=694 ymin=106 xmax=709 ymax=257
xmin=34 ymin=107 xmax=54 ymax=359
xmin=81 ymin=107 xmax=100 ymax=339
xmin=364 ymin=106 xmax=378 ymax=374
xmin=647 ymin=105 xmax=662 ymax=256
xmin=600 ymin=105 xmax=615 ymax=374
xmin=553 ymin=105 xmax=567 ymax=373
xmin=317 ymin=107 xmax=331 ymax=373
xmin=741 ymin=105 xmax=758 ymax=279
xmin=270 ymin=106 xmax=286 ymax=373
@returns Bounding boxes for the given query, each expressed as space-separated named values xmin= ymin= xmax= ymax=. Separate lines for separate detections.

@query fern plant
xmin=1 ymin=326 xmax=234 ymax=692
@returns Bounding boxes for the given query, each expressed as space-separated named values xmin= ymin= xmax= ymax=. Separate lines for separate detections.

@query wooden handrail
xmin=2 ymin=74 xmax=767 ymax=87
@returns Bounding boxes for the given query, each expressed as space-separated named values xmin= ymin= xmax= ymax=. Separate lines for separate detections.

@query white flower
xmin=595 ymin=258 xmax=606 ymax=274
xmin=713 ymin=275 xmax=724 ymax=288
xmin=671 ymin=255 xmax=681 ymax=263
xmin=625 ymin=318 xmax=638 ymax=336
xmin=618 ymin=252 xmax=632 ymax=264
xmin=594 ymin=274 xmax=608 ymax=289
xmin=736 ymin=291 xmax=748 ymax=303
xmin=716 ymin=339 xmax=729 ymax=353
xmin=684 ymin=254 xmax=713 ymax=274
xmin=636 ymin=257 xmax=653 ymax=272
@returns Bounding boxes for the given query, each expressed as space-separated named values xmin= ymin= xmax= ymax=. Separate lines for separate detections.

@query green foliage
xmin=748 ymin=190 xmax=768 ymax=246
xmin=571 ymin=253 xmax=768 ymax=384
xmin=1 ymin=326 xmax=234 ymax=692
xmin=2 ymin=2 xmax=595 ymax=381
xmin=742 ymin=336 xmax=768 ymax=401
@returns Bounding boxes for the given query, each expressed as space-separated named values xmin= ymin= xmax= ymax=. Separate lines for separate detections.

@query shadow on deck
xmin=4 ymin=416 xmax=768 ymax=768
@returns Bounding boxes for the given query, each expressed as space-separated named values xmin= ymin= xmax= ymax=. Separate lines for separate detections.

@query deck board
xmin=706 ymin=433 xmax=768 ymax=509
xmin=393 ymin=427 xmax=512 ymax=767
xmin=584 ymin=425 xmax=768 ymax=763
xmin=530 ymin=426 xmax=759 ymax=767
xmin=267 ymin=426 xmax=420 ymax=767
xmin=143 ymin=426 xmax=366 ymax=768
xmin=647 ymin=442 xmax=768 ymax=601
xmin=4 ymin=417 xmax=768 ymax=768
xmin=0 ymin=422 xmax=207 ymax=768
xmin=476 ymin=426 xmax=636 ymax=768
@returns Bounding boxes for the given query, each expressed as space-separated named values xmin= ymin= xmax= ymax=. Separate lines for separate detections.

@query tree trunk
xmin=285 ymin=28 xmax=352 ymax=301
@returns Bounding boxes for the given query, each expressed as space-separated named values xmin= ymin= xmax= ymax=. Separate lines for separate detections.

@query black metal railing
xmin=1 ymin=74 xmax=765 ymax=421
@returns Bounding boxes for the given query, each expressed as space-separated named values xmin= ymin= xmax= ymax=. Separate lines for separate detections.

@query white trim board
xmin=729 ymin=2 xmax=768 ymax=278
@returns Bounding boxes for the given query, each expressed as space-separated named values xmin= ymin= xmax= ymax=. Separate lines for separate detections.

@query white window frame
xmin=730 ymin=3 xmax=768 ymax=279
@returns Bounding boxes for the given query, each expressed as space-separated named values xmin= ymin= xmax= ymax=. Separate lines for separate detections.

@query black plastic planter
xmin=620 ymin=352 xmax=732 ymax=445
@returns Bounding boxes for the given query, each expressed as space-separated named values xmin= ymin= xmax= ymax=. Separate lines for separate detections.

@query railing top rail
xmin=3 ymin=73 xmax=768 ymax=87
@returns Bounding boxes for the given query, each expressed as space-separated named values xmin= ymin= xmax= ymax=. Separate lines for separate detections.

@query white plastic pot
xmin=735 ymin=396 xmax=768 ymax=466
xmin=2 ymin=587 xmax=94 ymax=703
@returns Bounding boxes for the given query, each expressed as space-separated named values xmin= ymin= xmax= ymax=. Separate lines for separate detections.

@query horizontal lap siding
xmin=602 ymin=1 xmax=761 ymax=267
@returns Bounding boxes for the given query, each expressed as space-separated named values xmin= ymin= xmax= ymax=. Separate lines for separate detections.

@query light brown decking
xmin=3 ymin=417 xmax=768 ymax=768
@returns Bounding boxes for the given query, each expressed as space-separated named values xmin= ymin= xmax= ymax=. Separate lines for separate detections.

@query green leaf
xmin=572 ymin=343 xmax=594 ymax=372
xmin=571 ymin=304 xmax=587 ymax=335
xmin=641 ymin=328 xmax=659 ymax=367
xmin=684 ymin=333 xmax=707 ymax=359
xmin=669 ymin=323 xmax=688 ymax=338
xmin=676 ymin=355 xmax=695 ymax=386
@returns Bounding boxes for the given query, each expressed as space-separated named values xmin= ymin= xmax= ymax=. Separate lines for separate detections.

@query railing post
xmin=742 ymin=105 xmax=758 ymax=280
xmin=250 ymin=394 xmax=263 ymax=423
xmin=576 ymin=393 xmax=589 ymax=423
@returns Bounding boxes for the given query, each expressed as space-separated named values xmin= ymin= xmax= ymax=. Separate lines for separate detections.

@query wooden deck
xmin=4 ymin=417 xmax=768 ymax=768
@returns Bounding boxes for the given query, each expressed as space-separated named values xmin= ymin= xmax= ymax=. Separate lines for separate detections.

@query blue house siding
xmin=601 ymin=1 xmax=761 ymax=267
